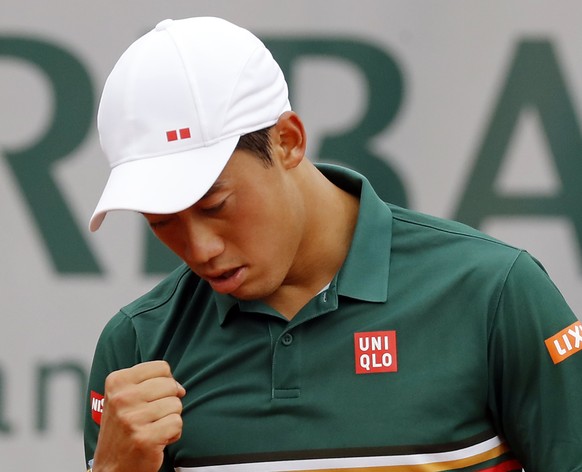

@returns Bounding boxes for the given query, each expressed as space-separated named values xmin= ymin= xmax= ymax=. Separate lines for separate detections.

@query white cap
xmin=90 ymin=17 xmax=291 ymax=231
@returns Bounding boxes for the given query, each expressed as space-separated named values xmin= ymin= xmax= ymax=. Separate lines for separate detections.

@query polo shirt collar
xmin=214 ymin=164 xmax=392 ymax=323
xmin=322 ymin=164 xmax=392 ymax=303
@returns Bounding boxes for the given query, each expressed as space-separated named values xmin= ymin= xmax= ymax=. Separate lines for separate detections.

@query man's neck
xmin=263 ymin=166 xmax=360 ymax=319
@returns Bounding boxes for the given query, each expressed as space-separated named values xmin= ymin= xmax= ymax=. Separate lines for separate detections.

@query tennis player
xmin=84 ymin=16 xmax=582 ymax=472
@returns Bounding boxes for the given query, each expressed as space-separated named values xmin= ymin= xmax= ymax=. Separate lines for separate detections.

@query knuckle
xmin=104 ymin=370 xmax=123 ymax=391
xmin=121 ymin=407 xmax=145 ymax=428
xmin=153 ymin=359 xmax=172 ymax=374
xmin=132 ymin=430 xmax=154 ymax=450
xmin=169 ymin=412 xmax=183 ymax=432
xmin=170 ymin=396 xmax=183 ymax=414
xmin=105 ymin=386 xmax=135 ymax=410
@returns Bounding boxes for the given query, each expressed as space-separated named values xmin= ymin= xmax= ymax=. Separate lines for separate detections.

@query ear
xmin=271 ymin=111 xmax=307 ymax=169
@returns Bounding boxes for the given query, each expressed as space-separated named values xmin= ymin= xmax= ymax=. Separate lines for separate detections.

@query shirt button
xmin=281 ymin=333 xmax=294 ymax=346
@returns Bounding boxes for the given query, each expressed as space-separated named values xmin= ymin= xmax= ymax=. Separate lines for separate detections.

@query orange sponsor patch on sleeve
xmin=544 ymin=320 xmax=582 ymax=364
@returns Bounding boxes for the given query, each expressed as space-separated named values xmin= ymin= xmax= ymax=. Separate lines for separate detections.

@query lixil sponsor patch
xmin=545 ymin=320 xmax=582 ymax=364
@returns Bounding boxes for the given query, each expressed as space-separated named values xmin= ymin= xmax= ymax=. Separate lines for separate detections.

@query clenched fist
xmin=92 ymin=360 xmax=186 ymax=472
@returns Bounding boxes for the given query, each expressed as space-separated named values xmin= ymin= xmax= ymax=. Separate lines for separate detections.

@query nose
xmin=181 ymin=215 xmax=224 ymax=265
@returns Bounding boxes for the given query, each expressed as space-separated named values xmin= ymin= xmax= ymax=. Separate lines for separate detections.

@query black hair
xmin=235 ymin=126 xmax=274 ymax=167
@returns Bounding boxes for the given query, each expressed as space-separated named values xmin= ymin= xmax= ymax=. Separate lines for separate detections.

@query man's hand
xmin=92 ymin=360 xmax=186 ymax=472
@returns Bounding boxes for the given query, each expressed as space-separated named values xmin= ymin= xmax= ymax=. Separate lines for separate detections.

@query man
xmin=85 ymin=16 xmax=582 ymax=472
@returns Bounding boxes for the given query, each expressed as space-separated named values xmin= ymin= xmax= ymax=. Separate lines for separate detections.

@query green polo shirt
xmin=85 ymin=164 xmax=582 ymax=472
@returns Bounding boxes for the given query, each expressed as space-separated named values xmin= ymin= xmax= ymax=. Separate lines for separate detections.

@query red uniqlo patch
xmin=354 ymin=331 xmax=398 ymax=374
xmin=90 ymin=391 xmax=104 ymax=425
xmin=166 ymin=128 xmax=192 ymax=142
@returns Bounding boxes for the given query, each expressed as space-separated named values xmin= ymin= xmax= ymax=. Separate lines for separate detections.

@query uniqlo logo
xmin=166 ymin=127 xmax=191 ymax=142
xmin=545 ymin=320 xmax=582 ymax=364
xmin=90 ymin=391 xmax=104 ymax=425
xmin=354 ymin=331 xmax=398 ymax=374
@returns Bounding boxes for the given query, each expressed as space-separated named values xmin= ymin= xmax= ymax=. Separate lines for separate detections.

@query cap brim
xmin=89 ymin=135 xmax=239 ymax=232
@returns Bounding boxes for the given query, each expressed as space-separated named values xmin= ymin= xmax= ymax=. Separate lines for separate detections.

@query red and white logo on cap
xmin=354 ymin=331 xmax=398 ymax=374
xmin=90 ymin=391 xmax=104 ymax=425
xmin=166 ymin=127 xmax=191 ymax=142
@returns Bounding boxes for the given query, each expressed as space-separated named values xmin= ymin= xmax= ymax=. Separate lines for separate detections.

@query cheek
xmin=256 ymin=216 xmax=301 ymax=270
xmin=151 ymin=229 xmax=186 ymax=258
xmin=232 ymin=177 xmax=303 ymax=264
xmin=233 ymin=205 xmax=296 ymax=261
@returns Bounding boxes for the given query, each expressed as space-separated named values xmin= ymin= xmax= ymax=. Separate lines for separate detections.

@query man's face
xmin=143 ymin=148 xmax=305 ymax=301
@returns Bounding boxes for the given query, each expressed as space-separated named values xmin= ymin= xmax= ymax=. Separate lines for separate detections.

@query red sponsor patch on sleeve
xmin=90 ymin=390 xmax=104 ymax=425
xmin=544 ymin=320 xmax=582 ymax=364
xmin=354 ymin=331 xmax=398 ymax=374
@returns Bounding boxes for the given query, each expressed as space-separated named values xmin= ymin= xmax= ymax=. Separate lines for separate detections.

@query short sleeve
xmin=83 ymin=312 xmax=142 ymax=468
xmin=488 ymin=251 xmax=582 ymax=471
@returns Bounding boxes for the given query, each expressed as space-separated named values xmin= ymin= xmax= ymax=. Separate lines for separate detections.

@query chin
xmin=233 ymin=281 xmax=280 ymax=302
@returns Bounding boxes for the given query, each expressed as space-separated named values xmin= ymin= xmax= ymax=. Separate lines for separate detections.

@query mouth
xmin=216 ymin=268 xmax=238 ymax=279
xmin=205 ymin=266 xmax=246 ymax=294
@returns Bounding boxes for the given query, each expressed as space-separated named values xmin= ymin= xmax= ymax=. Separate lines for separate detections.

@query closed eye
xmin=200 ymin=199 xmax=227 ymax=215
xmin=148 ymin=219 xmax=170 ymax=230
xmin=143 ymin=213 xmax=174 ymax=230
